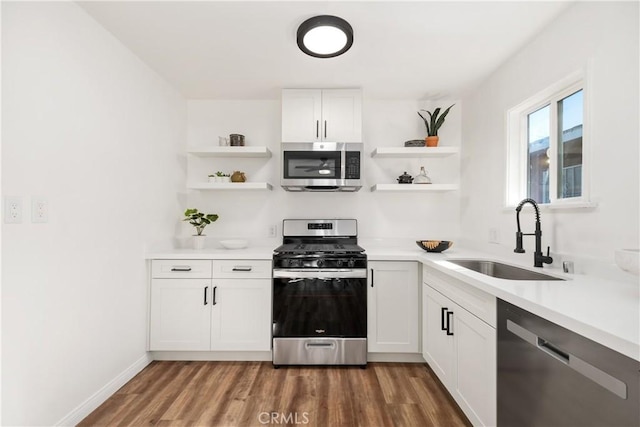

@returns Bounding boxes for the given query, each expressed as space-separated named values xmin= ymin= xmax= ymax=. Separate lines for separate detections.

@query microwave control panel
xmin=345 ymin=151 xmax=361 ymax=179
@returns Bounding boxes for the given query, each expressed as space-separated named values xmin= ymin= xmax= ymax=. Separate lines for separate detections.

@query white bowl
xmin=614 ymin=249 xmax=639 ymax=276
xmin=220 ymin=239 xmax=249 ymax=250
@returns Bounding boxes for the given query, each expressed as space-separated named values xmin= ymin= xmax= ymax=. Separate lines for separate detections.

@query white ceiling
xmin=78 ymin=1 xmax=572 ymax=100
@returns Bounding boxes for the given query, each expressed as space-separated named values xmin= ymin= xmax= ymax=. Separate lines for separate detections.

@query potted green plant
xmin=417 ymin=104 xmax=455 ymax=147
xmin=183 ymin=208 xmax=219 ymax=249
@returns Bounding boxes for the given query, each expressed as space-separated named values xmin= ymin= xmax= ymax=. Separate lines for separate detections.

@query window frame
xmin=505 ymin=70 xmax=592 ymax=209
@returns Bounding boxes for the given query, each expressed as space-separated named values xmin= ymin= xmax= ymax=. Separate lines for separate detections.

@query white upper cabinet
xmin=282 ymin=88 xmax=362 ymax=142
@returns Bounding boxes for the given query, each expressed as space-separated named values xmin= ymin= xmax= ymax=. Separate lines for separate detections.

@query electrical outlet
xmin=268 ymin=224 xmax=277 ymax=238
xmin=4 ymin=196 xmax=22 ymax=223
xmin=31 ymin=197 xmax=48 ymax=223
xmin=489 ymin=227 xmax=499 ymax=244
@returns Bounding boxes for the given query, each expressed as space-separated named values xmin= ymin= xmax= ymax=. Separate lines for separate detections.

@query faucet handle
xmin=546 ymin=246 xmax=550 ymax=257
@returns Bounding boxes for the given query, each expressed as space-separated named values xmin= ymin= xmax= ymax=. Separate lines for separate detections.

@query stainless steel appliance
xmin=498 ymin=299 xmax=640 ymax=426
xmin=281 ymin=142 xmax=362 ymax=191
xmin=272 ymin=219 xmax=367 ymax=367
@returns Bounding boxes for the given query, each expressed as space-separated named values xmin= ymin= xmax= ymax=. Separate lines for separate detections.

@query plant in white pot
xmin=183 ymin=208 xmax=219 ymax=249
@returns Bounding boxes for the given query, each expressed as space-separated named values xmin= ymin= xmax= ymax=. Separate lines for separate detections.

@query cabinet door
xmin=282 ymin=89 xmax=322 ymax=142
xmin=423 ymin=284 xmax=455 ymax=386
xmin=149 ymin=279 xmax=211 ymax=351
xmin=210 ymin=278 xmax=272 ymax=351
xmin=321 ymin=89 xmax=362 ymax=142
xmin=452 ymin=304 xmax=497 ymax=427
xmin=368 ymin=261 xmax=419 ymax=353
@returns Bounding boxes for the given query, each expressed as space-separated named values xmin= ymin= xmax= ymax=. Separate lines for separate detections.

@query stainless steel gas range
xmin=272 ymin=219 xmax=367 ymax=367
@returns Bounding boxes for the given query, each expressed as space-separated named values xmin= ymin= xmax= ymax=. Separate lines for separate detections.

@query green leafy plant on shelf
xmin=183 ymin=208 xmax=219 ymax=236
xmin=417 ymin=104 xmax=455 ymax=136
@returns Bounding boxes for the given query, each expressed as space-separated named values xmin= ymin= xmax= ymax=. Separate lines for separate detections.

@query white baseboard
xmin=151 ymin=350 xmax=272 ymax=361
xmin=367 ymin=353 xmax=426 ymax=363
xmin=55 ymin=353 xmax=153 ymax=426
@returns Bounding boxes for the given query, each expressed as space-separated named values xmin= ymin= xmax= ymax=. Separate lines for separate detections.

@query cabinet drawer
xmin=423 ymin=264 xmax=496 ymax=328
xmin=152 ymin=260 xmax=212 ymax=279
xmin=213 ymin=260 xmax=272 ymax=279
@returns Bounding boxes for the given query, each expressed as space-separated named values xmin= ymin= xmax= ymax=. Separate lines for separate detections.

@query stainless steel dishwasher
xmin=498 ymin=299 xmax=640 ymax=427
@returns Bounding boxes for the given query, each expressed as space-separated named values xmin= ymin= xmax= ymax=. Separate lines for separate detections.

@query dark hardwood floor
xmin=79 ymin=361 xmax=471 ymax=427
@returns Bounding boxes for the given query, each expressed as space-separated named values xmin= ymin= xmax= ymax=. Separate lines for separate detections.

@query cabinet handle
xmin=370 ymin=268 xmax=374 ymax=287
xmin=441 ymin=307 xmax=448 ymax=331
xmin=232 ymin=266 xmax=252 ymax=272
xmin=171 ymin=266 xmax=192 ymax=272
xmin=212 ymin=286 xmax=217 ymax=305
xmin=446 ymin=311 xmax=454 ymax=335
xmin=204 ymin=286 xmax=208 ymax=305
xmin=316 ymin=120 xmax=319 ymax=138
xmin=324 ymin=120 xmax=327 ymax=138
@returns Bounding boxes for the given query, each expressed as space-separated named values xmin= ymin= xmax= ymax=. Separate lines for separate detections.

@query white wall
xmin=1 ymin=2 xmax=186 ymax=425
xmin=185 ymin=97 xmax=461 ymax=243
xmin=460 ymin=1 xmax=639 ymax=271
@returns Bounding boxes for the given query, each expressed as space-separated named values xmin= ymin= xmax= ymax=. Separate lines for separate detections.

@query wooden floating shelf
xmin=371 ymin=184 xmax=459 ymax=192
xmin=187 ymin=146 xmax=272 ymax=158
xmin=371 ymin=147 xmax=459 ymax=158
xmin=187 ymin=182 xmax=273 ymax=191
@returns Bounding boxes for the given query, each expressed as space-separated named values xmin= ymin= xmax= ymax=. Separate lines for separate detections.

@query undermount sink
xmin=448 ymin=259 xmax=565 ymax=281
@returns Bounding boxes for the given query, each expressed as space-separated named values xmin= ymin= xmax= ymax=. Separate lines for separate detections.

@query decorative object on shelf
xmin=417 ymin=104 xmax=455 ymax=147
xmin=231 ymin=171 xmax=247 ymax=182
xmin=220 ymin=239 xmax=249 ymax=250
xmin=183 ymin=208 xmax=219 ymax=249
xmin=218 ymin=136 xmax=229 ymax=146
xmin=416 ymin=240 xmax=453 ymax=253
xmin=397 ymin=171 xmax=413 ymax=184
xmin=229 ymin=134 xmax=245 ymax=146
xmin=209 ymin=171 xmax=230 ymax=183
xmin=414 ymin=166 xmax=432 ymax=184
xmin=404 ymin=139 xmax=425 ymax=147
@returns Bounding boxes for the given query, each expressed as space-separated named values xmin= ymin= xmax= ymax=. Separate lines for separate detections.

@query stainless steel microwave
xmin=281 ymin=142 xmax=362 ymax=192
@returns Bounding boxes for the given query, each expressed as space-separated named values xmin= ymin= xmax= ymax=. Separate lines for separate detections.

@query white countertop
xmin=147 ymin=241 xmax=640 ymax=361
xmin=147 ymin=246 xmax=275 ymax=260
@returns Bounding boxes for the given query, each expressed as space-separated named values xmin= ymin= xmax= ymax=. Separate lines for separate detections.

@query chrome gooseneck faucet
xmin=515 ymin=198 xmax=553 ymax=268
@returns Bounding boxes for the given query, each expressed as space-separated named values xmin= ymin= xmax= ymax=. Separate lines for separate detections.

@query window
xmin=506 ymin=72 xmax=588 ymax=207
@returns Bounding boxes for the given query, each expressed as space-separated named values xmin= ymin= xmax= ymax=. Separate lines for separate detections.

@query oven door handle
xmin=273 ymin=269 xmax=367 ymax=279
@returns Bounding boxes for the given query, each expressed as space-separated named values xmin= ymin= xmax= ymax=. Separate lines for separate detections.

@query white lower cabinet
xmin=149 ymin=259 xmax=271 ymax=352
xmin=423 ymin=266 xmax=496 ymax=427
xmin=368 ymin=261 xmax=419 ymax=353
xmin=149 ymin=278 xmax=212 ymax=351
xmin=210 ymin=278 xmax=271 ymax=351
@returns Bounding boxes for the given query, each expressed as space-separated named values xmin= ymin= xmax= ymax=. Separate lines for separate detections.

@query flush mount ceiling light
xmin=297 ymin=15 xmax=354 ymax=58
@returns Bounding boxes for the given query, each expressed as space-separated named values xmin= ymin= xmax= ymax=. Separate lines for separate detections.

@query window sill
xmin=503 ymin=200 xmax=598 ymax=212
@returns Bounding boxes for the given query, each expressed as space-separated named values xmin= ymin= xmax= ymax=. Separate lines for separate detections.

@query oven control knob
xmin=289 ymin=259 xmax=299 ymax=268
xmin=336 ymin=259 xmax=344 ymax=267
xmin=347 ymin=258 xmax=356 ymax=268
xmin=316 ymin=259 xmax=325 ymax=268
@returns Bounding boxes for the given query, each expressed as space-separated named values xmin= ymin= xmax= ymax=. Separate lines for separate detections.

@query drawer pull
xmin=170 ymin=266 xmax=192 ymax=272
xmin=232 ymin=266 xmax=252 ymax=272
xmin=204 ymin=286 xmax=208 ymax=305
